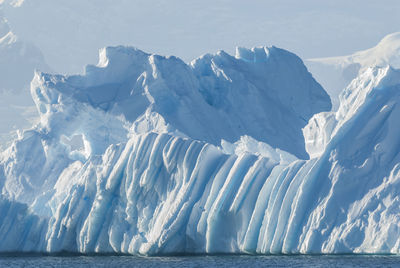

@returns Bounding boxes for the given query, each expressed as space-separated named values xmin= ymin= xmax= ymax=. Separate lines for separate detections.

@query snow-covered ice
xmin=306 ymin=32 xmax=400 ymax=109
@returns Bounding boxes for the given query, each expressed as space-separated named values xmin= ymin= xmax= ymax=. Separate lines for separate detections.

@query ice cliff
xmin=1 ymin=45 xmax=400 ymax=255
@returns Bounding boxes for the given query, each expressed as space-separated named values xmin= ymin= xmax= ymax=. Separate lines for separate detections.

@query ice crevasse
xmin=1 ymin=45 xmax=400 ymax=254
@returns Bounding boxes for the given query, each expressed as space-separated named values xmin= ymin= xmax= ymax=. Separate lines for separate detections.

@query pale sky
xmin=0 ymin=0 xmax=400 ymax=145
xmin=1 ymin=0 xmax=400 ymax=74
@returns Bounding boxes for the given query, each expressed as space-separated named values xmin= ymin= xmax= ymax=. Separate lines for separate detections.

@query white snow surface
xmin=306 ymin=32 xmax=400 ymax=109
xmin=1 ymin=46 xmax=400 ymax=255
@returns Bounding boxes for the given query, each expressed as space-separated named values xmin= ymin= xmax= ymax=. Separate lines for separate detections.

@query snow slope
xmin=1 ymin=46 xmax=400 ymax=255
xmin=306 ymin=32 xmax=400 ymax=109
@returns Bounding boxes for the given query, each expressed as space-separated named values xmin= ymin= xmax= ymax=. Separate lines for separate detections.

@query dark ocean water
xmin=0 ymin=254 xmax=399 ymax=268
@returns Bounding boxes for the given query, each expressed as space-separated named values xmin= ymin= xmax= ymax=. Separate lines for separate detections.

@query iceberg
xmin=1 ymin=45 xmax=400 ymax=255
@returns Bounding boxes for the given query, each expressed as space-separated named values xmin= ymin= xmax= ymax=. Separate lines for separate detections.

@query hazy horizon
xmin=1 ymin=0 xmax=400 ymax=74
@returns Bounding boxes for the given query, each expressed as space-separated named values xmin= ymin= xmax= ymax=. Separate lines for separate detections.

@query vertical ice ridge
xmin=260 ymin=161 xmax=304 ymax=253
xmin=232 ymin=157 xmax=278 ymax=249
xmin=282 ymin=159 xmax=318 ymax=252
xmin=205 ymin=153 xmax=258 ymax=252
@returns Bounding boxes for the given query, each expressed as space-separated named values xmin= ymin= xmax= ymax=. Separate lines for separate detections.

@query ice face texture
xmin=2 ymin=46 xmax=400 ymax=255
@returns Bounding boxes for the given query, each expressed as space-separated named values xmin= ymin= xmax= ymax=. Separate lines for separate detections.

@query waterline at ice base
xmin=1 ymin=45 xmax=400 ymax=255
